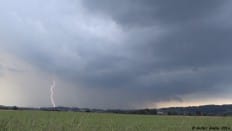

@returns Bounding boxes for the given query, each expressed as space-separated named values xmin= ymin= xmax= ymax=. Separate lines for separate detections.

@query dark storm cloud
xmin=79 ymin=0 xmax=232 ymax=103
xmin=82 ymin=0 xmax=225 ymax=27
xmin=1 ymin=0 xmax=232 ymax=108
xmin=152 ymin=25 xmax=232 ymax=67
xmin=24 ymin=0 xmax=232 ymax=104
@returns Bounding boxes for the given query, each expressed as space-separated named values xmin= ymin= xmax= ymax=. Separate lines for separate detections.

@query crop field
xmin=0 ymin=110 xmax=232 ymax=131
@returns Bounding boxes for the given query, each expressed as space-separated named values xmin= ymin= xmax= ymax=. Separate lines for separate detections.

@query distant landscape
xmin=1 ymin=104 xmax=232 ymax=116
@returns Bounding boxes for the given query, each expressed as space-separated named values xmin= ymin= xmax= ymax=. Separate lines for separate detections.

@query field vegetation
xmin=0 ymin=110 xmax=232 ymax=131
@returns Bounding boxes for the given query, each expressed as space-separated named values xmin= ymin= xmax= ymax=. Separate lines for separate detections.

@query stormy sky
xmin=0 ymin=0 xmax=232 ymax=109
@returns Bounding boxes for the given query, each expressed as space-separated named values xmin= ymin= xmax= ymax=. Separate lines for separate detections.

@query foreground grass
xmin=0 ymin=110 xmax=232 ymax=131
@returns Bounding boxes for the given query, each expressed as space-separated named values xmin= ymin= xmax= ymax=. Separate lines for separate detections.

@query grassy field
xmin=0 ymin=110 xmax=232 ymax=131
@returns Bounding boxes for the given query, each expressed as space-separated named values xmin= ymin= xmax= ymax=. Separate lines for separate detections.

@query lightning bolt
xmin=50 ymin=80 xmax=56 ymax=107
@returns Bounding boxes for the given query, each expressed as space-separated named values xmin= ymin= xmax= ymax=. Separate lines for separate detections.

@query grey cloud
xmin=0 ymin=0 xmax=232 ymax=108
xmin=78 ymin=0 xmax=232 ymax=105
xmin=0 ymin=64 xmax=3 ymax=76
xmin=150 ymin=26 xmax=232 ymax=68
xmin=0 ymin=63 xmax=24 ymax=76
xmin=82 ymin=0 xmax=225 ymax=27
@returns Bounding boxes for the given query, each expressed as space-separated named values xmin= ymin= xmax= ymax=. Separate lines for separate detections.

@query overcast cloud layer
xmin=0 ymin=0 xmax=232 ymax=109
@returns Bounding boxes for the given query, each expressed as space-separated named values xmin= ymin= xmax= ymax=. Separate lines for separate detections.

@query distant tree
xmin=12 ymin=106 xmax=18 ymax=110
xmin=167 ymin=111 xmax=178 ymax=115
xmin=196 ymin=111 xmax=202 ymax=116
xmin=85 ymin=109 xmax=90 ymax=112
xmin=150 ymin=109 xmax=157 ymax=115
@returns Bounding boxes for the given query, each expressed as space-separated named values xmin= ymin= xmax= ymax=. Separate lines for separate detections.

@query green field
xmin=0 ymin=110 xmax=232 ymax=131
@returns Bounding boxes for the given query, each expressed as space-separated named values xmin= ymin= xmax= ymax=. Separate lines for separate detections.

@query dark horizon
xmin=2 ymin=103 xmax=232 ymax=110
